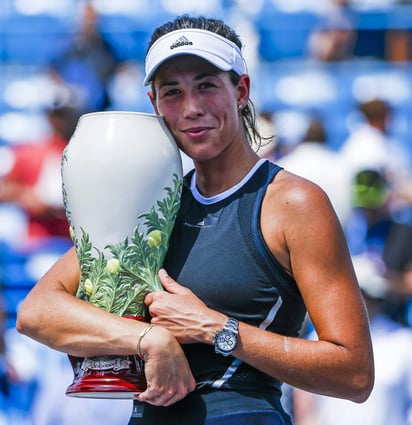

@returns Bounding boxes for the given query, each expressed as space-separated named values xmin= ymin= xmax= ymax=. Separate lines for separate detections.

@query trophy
xmin=61 ymin=111 xmax=183 ymax=398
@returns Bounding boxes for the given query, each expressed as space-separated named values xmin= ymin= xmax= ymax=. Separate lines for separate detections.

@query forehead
xmin=154 ymin=55 xmax=222 ymax=82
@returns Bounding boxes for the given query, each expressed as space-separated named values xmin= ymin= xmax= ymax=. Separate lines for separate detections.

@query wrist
xmin=213 ymin=317 xmax=239 ymax=357
xmin=136 ymin=324 xmax=180 ymax=361
xmin=136 ymin=324 xmax=156 ymax=358
xmin=205 ymin=312 xmax=229 ymax=345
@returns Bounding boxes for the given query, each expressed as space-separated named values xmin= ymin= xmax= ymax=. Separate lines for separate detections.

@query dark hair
xmin=302 ymin=117 xmax=327 ymax=144
xmin=358 ymin=99 xmax=391 ymax=123
xmin=147 ymin=14 xmax=267 ymax=150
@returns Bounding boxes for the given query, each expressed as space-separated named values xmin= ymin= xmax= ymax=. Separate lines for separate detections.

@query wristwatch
xmin=213 ymin=317 xmax=239 ymax=357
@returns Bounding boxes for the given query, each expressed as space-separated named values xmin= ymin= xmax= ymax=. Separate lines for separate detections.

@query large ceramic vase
xmin=61 ymin=111 xmax=183 ymax=398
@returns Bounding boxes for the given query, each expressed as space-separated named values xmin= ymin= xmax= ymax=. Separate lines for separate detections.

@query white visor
xmin=144 ymin=28 xmax=247 ymax=86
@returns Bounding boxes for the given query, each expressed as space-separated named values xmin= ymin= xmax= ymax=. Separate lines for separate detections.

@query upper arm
xmin=289 ymin=187 xmax=366 ymax=346
xmin=262 ymin=172 xmax=369 ymax=348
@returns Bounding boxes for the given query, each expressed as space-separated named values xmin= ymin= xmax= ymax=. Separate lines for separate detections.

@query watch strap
xmin=224 ymin=317 xmax=239 ymax=334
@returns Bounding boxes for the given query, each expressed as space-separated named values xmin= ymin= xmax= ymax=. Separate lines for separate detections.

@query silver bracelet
xmin=136 ymin=324 xmax=155 ymax=358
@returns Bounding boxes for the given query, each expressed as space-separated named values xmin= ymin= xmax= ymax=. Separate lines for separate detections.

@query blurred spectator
xmin=384 ymin=220 xmax=412 ymax=297
xmin=0 ymin=102 xmax=79 ymax=248
xmin=293 ymin=253 xmax=412 ymax=425
xmin=382 ymin=218 xmax=412 ymax=326
xmin=49 ymin=2 xmax=122 ymax=113
xmin=345 ymin=167 xmax=412 ymax=326
xmin=339 ymin=99 xmax=412 ymax=200
xmin=344 ymin=168 xmax=392 ymax=255
xmin=277 ymin=116 xmax=352 ymax=226
xmin=385 ymin=29 xmax=411 ymax=62
xmin=307 ymin=7 xmax=356 ymax=61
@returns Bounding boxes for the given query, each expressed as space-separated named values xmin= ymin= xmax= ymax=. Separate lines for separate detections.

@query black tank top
xmin=164 ymin=159 xmax=306 ymax=393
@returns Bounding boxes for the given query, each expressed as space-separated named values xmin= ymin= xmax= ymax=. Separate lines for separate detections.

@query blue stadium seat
xmin=97 ymin=14 xmax=151 ymax=62
xmin=97 ymin=11 xmax=172 ymax=62
xmin=254 ymin=61 xmax=357 ymax=149
xmin=0 ymin=244 xmax=34 ymax=327
xmin=0 ymin=13 xmax=74 ymax=64
xmin=349 ymin=7 xmax=412 ymax=58
xmin=254 ymin=3 xmax=321 ymax=61
xmin=0 ymin=237 xmax=73 ymax=328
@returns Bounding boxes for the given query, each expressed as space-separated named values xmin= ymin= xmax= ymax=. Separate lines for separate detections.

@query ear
xmin=237 ymin=74 xmax=250 ymax=108
xmin=147 ymin=91 xmax=160 ymax=115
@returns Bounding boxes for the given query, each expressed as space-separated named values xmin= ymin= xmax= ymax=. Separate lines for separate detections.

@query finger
xmin=144 ymin=290 xmax=166 ymax=307
xmin=135 ymin=388 xmax=160 ymax=406
xmin=135 ymin=387 xmax=181 ymax=407
xmin=158 ymin=268 xmax=189 ymax=295
xmin=144 ymin=292 xmax=153 ymax=306
xmin=136 ymin=391 xmax=162 ymax=406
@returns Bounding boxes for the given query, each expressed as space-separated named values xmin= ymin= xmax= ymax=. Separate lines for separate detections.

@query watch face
xmin=216 ymin=330 xmax=237 ymax=353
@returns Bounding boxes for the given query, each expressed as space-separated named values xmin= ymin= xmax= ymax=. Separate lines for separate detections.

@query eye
xmin=160 ymin=87 xmax=181 ymax=98
xmin=198 ymin=81 xmax=216 ymax=90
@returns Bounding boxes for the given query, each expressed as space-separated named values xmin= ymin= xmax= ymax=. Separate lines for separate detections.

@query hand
xmin=145 ymin=269 xmax=226 ymax=344
xmin=136 ymin=325 xmax=196 ymax=406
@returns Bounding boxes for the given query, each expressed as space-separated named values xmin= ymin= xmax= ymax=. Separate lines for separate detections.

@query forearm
xmin=150 ymin=269 xmax=372 ymax=402
xmin=17 ymin=276 xmax=197 ymax=406
xmin=16 ymin=248 xmax=149 ymax=357
xmin=17 ymin=287 xmax=149 ymax=357
xmin=233 ymin=322 xmax=373 ymax=403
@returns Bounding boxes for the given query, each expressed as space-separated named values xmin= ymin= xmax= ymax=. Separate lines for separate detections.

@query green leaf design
xmin=72 ymin=174 xmax=182 ymax=318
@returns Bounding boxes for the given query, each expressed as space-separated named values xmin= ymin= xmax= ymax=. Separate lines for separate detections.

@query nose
xmin=182 ymin=93 xmax=203 ymax=119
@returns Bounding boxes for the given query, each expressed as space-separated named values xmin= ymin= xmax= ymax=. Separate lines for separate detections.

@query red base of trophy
xmin=66 ymin=316 xmax=147 ymax=399
xmin=65 ymin=354 xmax=147 ymax=399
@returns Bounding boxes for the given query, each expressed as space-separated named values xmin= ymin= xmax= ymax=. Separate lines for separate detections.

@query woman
xmin=17 ymin=15 xmax=373 ymax=425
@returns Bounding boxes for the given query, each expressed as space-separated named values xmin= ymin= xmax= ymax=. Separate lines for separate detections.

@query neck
xmin=193 ymin=149 xmax=260 ymax=198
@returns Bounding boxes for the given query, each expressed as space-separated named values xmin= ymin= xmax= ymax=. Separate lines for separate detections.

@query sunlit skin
xmin=148 ymin=56 xmax=259 ymax=198
xmin=149 ymin=56 xmax=246 ymax=159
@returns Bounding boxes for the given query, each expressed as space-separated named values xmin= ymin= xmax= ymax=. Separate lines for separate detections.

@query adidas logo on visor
xmin=170 ymin=36 xmax=193 ymax=50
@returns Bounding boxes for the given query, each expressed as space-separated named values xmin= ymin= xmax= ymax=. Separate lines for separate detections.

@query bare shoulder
xmin=261 ymin=169 xmax=342 ymax=271
xmin=265 ymin=169 xmax=335 ymax=218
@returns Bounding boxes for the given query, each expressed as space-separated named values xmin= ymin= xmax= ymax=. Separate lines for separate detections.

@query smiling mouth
xmin=182 ymin=127 xmax=210 ymax=137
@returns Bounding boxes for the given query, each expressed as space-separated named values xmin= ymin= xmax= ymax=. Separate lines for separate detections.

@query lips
xmin=182 ymin=126 xmax=211 ymax=138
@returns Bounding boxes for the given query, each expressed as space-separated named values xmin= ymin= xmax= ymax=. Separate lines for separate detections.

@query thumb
xmin=158 ymin=268 xmax=188 ymax=295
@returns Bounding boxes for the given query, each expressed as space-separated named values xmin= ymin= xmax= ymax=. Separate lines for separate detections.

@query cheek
xmin=209 ymin=97 xmax=234 ymax=120
xmin=218 ymin=102 xmax=241 ymax=130
xmin=157 ymin=108 xmax=183 ymax=143
xmin=156 ymin=101 xmax=178 ymax=126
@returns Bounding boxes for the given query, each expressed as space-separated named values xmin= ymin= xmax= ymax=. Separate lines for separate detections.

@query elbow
xmin=353 ymin=374 xmax=374 ymax=404
xmin=328 ymin=348 xmax=375 ymax=403
xmin=347 ymin=362 xmax=374 ymax=403
xmin=16 ymin=309 xmax=29 ymax=336
xmin=16 ymin=300 xmax=40 ymax=338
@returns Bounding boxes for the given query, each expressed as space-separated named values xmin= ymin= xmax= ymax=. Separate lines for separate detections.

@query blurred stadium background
xmin=0 ymin=0 xmax=412 ymax=423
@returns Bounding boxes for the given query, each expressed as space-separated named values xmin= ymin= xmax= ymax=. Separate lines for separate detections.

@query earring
xmin=238 ymin=104 xmax=243 ymax=110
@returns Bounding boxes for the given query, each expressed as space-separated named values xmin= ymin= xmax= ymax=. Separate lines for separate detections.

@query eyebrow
xmin=158 ymin=72 xmax=218 ymax=89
